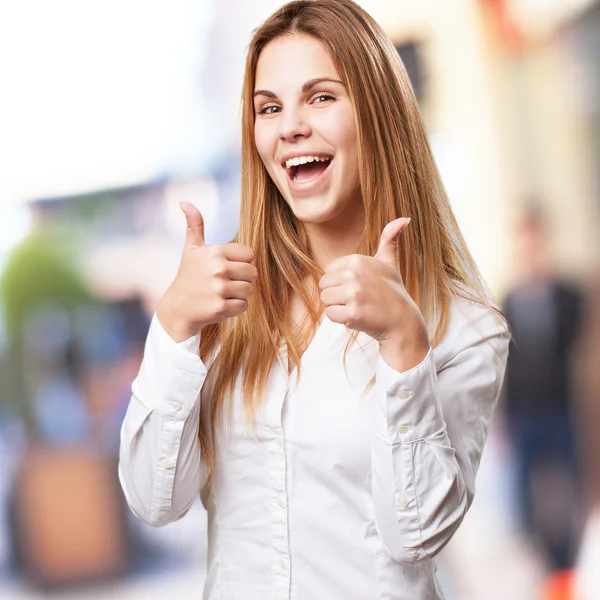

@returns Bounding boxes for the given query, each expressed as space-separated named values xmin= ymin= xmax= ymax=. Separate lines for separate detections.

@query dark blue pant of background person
xmin=510 ymin=410 xmax=581 ymax=571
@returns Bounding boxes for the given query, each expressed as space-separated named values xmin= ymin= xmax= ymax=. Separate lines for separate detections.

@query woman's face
xmin=253 ymin=34 xmax=362 ymax=229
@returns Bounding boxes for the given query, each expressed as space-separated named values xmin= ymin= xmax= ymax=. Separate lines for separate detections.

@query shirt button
xmin=161 ymin=458 xmax=175 ymax=470
xmin=279 ymin=558 xmax=288 ymax=570
xmin=171 ymin=401 xmax=182 ymax=411
xmin=397 ymin=497 xmax=409 ymax=509
xmin=398 ymin=424 xmax=410 ymax=434
xmin=277 ymin=496 xmax=286 ymax=509
xmin=397 ymin=390 xmax=411 ymax=400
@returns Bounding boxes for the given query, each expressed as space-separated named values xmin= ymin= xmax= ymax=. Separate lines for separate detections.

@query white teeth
xmin=284 ymin=155 xmax=331 ymax=169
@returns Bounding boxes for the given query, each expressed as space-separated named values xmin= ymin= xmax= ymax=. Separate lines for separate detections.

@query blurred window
xmin=395 ymin=41 xmax=425 ymax=104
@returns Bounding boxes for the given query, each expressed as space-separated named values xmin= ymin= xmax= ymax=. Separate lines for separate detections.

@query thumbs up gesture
xmin=319 ymin=218 xmax=429 ymax=369
xmin=157 ymin=202 xmax=257 ymax=342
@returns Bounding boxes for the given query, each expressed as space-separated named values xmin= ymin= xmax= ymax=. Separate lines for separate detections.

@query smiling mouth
xmin=284 ymin=156 xmax=333 ymax=183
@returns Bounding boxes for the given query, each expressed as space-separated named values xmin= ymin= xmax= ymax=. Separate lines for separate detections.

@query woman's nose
xmin=278 ymin=109 xmax=311 ymax=141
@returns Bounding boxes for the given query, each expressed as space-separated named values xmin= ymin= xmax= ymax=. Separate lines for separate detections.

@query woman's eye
xmin=313 ymin=93 xmax=335 ymax=104
xmin=258 ymin=105 xmax=281 ymax=115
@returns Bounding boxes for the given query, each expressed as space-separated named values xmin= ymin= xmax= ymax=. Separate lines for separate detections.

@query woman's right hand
xmin=156 ymin=201 xmax=257 ymax=342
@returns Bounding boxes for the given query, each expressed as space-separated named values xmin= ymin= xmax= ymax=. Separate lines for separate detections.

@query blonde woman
xmin=119 ymin=1 xmax=509 ymax=598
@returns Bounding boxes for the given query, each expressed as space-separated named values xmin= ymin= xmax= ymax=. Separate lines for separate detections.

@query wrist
xmin=156 ymin=295 xmax=202 ymax=343
xmin=378 ymin=308 xmax=429 ymax=373
xmin=379 ymin=341 xmax=429 ymax=374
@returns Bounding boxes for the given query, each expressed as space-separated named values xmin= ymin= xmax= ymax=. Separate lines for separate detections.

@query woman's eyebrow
xmin=301 ymin=76 xmax=344 ymax=92
xmin=253 ymin=89 xmax=278 ymax=100
xmin=253 ymin=77 xmax=344 ymax=99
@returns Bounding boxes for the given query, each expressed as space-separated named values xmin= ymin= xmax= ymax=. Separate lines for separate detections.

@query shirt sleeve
xmin=370 ymin=298 xmax=509 ymax=563
xmin=118 ymin=313 xmax=208 ymax=527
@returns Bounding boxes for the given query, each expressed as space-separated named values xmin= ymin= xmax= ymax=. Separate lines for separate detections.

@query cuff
xmin=374 ymin=348 xmax=446 ymax=444
xmin=152 ymin=313 xmax=202 ymax=364
xmin=178 ymin=332 xmax=201 ymax=354
xmin=133 ymin=314 xmax=207 ymax=419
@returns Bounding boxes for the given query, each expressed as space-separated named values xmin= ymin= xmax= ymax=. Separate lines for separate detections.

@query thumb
xmin=374 ymin=217 xmax=411 ymax=266
xmin=180 ymin=201 xmax=205 ymax=247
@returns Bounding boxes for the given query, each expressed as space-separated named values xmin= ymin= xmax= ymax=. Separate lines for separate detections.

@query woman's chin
xmin=290 ymin=206 xmax=337 ymax=226
xmin=281 ymin=192 xmax=333 ymax=223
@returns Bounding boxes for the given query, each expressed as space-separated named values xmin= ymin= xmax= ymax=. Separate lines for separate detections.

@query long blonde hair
xmin=199 ymin=0 xmax=495 ymax=475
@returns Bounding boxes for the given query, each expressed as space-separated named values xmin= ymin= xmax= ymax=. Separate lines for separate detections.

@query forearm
xmin=118 ymin=393 xmax=206 ymax=526
xmin=372 ymin=298 xmax=510 ymax=562
xmin=371 ymin=350 xmax=467 ymax=563
xmin=118 ymin=314 xmax=209 ymax=526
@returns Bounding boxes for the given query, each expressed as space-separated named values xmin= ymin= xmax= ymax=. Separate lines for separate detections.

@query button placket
xmin=267 ymin=360 xmax=292 ymax=598
xmin=270 ymin=459 xmax=290 ymax=586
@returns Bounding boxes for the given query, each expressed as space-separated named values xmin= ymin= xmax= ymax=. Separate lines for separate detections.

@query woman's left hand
xmin=319 ymin=218 xmax=430 ymax=371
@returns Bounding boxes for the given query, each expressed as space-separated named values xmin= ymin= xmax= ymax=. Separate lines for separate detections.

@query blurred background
xmin=0 ymin=0 xmax=599 ymax=598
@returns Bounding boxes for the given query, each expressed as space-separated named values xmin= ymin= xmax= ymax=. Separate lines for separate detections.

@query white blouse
xmin=118 ymin=291 xmax=509 ymax=600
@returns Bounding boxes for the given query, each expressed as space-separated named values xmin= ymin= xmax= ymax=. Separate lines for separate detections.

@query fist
xmin=319 ymin=218 xmax=412 ymax=341
xmin=157 ymin=202 xmax=257 ymax=342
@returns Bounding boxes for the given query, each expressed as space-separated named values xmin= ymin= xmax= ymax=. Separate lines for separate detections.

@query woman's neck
xmin=304 ymin=212 xmax=365 ymax=271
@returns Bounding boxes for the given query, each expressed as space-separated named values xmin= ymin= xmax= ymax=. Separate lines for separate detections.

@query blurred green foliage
xmin=0 ymin=233 xmax=94 ymax=429
xmin=0 ymin=234 xmax=93 ymax=337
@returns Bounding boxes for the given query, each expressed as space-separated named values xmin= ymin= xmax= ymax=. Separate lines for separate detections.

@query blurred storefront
xmin=356 ymin=0 xmax=600 ymax=296
xmin=485 ymin=0 xmax=600 ymax=280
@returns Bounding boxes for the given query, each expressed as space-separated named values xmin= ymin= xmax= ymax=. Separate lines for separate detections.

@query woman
xmin=119 ymin=1 xmax=509 ymax=598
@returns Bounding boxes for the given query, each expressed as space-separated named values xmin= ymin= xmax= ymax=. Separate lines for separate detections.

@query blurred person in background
xmin=503 ymin=203 xmax=584 ymax=573
xmin=119 ymin=1 xmax=509 ymax=598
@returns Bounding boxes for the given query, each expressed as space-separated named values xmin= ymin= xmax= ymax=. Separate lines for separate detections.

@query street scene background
xmin=1 ymin=1 xmax=599 ymax=598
